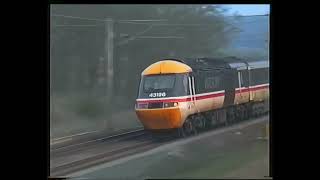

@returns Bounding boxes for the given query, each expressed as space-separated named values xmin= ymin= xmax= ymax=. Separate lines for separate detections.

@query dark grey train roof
xmin=229 ymin=60 xmax=269 ymax=70
xmin=247 ymin=61 xmax=269 ymax=69
xmin=164 ymin=57 xmax=269 ymax=71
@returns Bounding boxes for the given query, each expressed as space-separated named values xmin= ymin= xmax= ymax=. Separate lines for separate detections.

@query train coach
xmin=135 ymin=57 xmax=269 ymax=137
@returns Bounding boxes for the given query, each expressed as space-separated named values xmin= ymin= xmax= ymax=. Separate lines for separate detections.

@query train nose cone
xmin=135 ymin=108 xmax=182 ymax=129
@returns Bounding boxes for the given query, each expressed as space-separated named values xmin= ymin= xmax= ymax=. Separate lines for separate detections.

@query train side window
xmin=241 ymin=70 xmax=249 ymax=87
xmin=205 ymin=77 xmax=213 ymax=89
xmin=238 ymin=71 xmax=244 ymax=88
xmin=263 ymin=68 xmax=269 ymax=83
xmin=205 ymin=76 xmax=220 ymax=90
xmin=251 ymin=69 xmax=258 ymax=85
xmin=251 ymin=68 xmax=269 ymax=85
xmin=240 ymin=72 xmax=244 ymax=87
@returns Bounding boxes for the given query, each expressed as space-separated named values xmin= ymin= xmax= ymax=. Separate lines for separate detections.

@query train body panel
xmin=135 ymin=57 xmax=269 ymax=131
xmin=250 ymin=84 xmax=269 ymax=102
xmin=194 ymin=91 xmax=225 ymax=112
xmin=135 ymin=107 xmax=182 ymax=129
xmin=234 ymin=89 xmax=250 ymax=104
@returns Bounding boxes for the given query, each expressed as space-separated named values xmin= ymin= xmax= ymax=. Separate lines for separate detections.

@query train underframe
xmin=176 ymin=100 xmax=269 ymax=138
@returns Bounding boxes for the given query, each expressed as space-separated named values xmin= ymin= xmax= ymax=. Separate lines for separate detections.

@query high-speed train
xmin=135 ymin=57 xmax=269 ymax=137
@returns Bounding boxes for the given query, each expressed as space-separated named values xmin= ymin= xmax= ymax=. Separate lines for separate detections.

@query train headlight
xmin=136 ymin=102 xmax=148 ymax=109
xmin=163 ymin=102 xmax=179 ymax=108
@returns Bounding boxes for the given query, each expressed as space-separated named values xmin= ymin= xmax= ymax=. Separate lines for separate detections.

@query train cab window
xmin=183 ymin=75 xmax=189 ymax=94
xmin=138 ymin=73 xmax=190 ymax=98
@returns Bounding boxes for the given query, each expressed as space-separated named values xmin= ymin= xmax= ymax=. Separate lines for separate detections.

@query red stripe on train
xmin=136 ymin=92 xmax=225 ymax=103
xmin=137 ymin=97 xmax=191 ymax=103
xmin=137 ymin=84 xmax=269 ymax=103
xmin=235 ymin=84 xmax=269 ymax=93
xmin=195 ymin=92 xmax=225 ymax=100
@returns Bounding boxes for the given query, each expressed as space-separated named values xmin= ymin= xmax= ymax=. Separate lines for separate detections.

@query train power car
xmin=135 ymin=57 xmax=269 ymax=137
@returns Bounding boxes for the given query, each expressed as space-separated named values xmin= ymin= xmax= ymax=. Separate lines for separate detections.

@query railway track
xmin=50 ymin=128 xmax=174 ymax=177
xmin=51 ymin=127 xmax=144 ymax=151
xmin=51 ymin=128 xmax=145 ymax=154
xmin=50 ymin=113 xmax=269 ymax=177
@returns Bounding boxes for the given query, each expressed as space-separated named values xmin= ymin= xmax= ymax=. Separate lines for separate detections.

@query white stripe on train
xmin=137 ymin=83 xmax=269 ymax=102
xmin=235 ymin=83 xmax=269 ymax=90
xmin=137 ymin=90 xmax=225 ymax=101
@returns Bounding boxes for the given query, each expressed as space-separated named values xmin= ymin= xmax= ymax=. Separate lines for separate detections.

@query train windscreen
xmin=143 ymin=74 xmax=176 ymax=92
xmin=138 ymin=73 xmax=189 ymax=98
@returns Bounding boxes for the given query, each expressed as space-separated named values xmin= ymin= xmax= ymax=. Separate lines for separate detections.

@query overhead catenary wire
xmin=51 ymin=13 xmax=244 ymax=46
xmin=136 ymin=36 xmax=185 ymax=39
xmin=51 ymin=14 xmax=168 ymax=23
xmin=51 ymin=14 xmax=218 ymax=27
xmin=116 ymin=24 xmax=155 ymax=46
xmin=52 ymin=14 xmax=109 ymax=22
xmin=116 ymin=21 xmax=216 ymax=26
xmin=53 ymin=24 xmax=105 ymax=27
xmin=52 ymin=13 xmax=269 ymax=25
xmin=118 ymin=19 xmax=168 ymax=22
xmin=224 ymin=14 xmax=269 ymax=17
xmin=51 ymin=14 xmax=217 ymax=43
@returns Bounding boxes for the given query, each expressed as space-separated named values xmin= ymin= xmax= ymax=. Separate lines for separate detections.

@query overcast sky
xmin=222 ymin=4 xmax=270 ymax=16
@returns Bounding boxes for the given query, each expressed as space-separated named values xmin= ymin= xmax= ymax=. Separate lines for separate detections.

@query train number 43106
xmin=149 ymin=92 xmax=166 ymax=98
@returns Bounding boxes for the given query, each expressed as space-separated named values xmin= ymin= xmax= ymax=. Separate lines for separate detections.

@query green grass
xmin=170 ymin=140 xmax=268 ymax=178
xmin=80 ymin=132 xmax=269 ymax=179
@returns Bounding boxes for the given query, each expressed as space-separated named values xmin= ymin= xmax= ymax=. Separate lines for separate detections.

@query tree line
xmin=50 ymin=5 xmax=238 ymax=108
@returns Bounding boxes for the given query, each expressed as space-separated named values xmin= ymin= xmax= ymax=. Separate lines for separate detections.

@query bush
xmin=74 ymin=97 xmax=105 ymax=118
